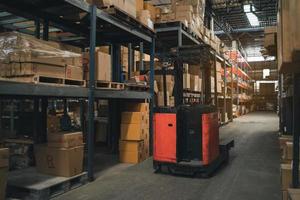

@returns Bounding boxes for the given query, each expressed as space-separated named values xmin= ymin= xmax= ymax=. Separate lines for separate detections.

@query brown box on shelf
xmin=18 ymin=63 xmax=66 ymax=78
xmin=121 ymin=112 xmax=149 ymax=125
xmin=183 ymin=73 xmax=191 ymax=89
xmin=282 ymin=190 xmax=288 ymax=200
xmin=124 ymin=102 xmax=149 ymax=113
xmin=120 ymin=123 xmax=148 ymax=141
xmin=288 ymin=188 xmax=300 ymax=200
xmin=83 ymin=51 xmax=111 ymax=82
xmin=190 ymin=75 xmax=199 ymax=91
xmin=47 ymin=132 xmax=83 ymax=148
xmin=47 ymin=115 xmax=60 ymax=134
xmin=65 ymin=65 xmax=83 ymax=80
xmin=157 ymin=91 xmax=170 ymax=107
xmin=144 ymin=2 xmax=157 ymax=21
xmin=35 ymin=145 xmax=84 ymax=177
xmin=281 ymin=164 xmax=300 ymax=190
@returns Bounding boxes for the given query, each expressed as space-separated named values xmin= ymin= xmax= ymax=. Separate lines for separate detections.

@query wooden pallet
xmin=125 ymin=84 xmax=150 ymax=91
xmin=3 ymin=75 xmax=86 ymax=87
xmin=7 ymin=168 xmax=88 ymax=200
xmin=95 ymin=81 xmax=125 ymax=90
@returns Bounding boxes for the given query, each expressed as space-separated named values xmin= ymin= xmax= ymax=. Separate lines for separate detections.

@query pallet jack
xmin=153 ymin=45 xmax=234 ymax=177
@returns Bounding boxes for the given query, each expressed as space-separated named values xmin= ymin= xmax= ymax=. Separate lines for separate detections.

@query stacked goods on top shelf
xmin=0 ymin=32 xmax=84 ymax=85
xmin=120 ymin=103 xmax=150 ymax=164
xmin=156 ymin=0 xmax=222 ymax=53
xmin=0 ymin=148 xmax=9 ymax=200
xmin=86 ymin=0 xmax=137 ymax=18
xmin=136 ymin=1 xmax=160 ymax=30
xmin=277 ymin=0 xmax=300 ymax=71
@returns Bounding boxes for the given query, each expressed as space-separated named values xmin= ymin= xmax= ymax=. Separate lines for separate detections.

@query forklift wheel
xmin=153 ymin=162 xmax=162 ymax=173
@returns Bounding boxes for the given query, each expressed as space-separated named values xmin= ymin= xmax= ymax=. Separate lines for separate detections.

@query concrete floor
xmin=54 ymin=112 xmax=281 ymax=200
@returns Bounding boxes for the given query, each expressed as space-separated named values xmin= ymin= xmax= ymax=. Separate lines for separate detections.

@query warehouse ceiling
xmin=152 ymin=0 xmax=278 ymax=60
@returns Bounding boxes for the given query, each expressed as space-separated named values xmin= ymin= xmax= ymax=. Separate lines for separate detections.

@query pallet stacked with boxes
xmin=0 ymin=148 xmax=9 ymax=200
xmin=157 ymin=0 xmax=222 ymax=53
xmin=35 ymin=131 xmax=84 ymax=177
xmin=0 ymin=32 xmax=84 ymax=86
xmin=279 ymin=135 xmax=299 ymax=200
xmin=120 ymin=103 xmax=149 ymax=164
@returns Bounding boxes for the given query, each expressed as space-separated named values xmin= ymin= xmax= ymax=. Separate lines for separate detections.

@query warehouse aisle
xmin=54 ymin=112 xmax=280 ymax=200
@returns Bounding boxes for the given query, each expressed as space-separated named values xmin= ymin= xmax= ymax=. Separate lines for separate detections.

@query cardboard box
xmin=283 ymin=190 xmax=288 ymax=200
xmin=65 ymin=65 xmax=83 ymax=80
xmin=47 ymin=115 xmax=60 ymax=134
xmin=47 ymin=132 xmax=83 ymax=148
xmin=0 ymin=167 xmax=8 ymax=200
xmin=119 ymin=140 xmax=143 ymax=152
xmin=19 ymin=63 xmax=66 ymax=78
xmin=120 ymin=123 xmax=147 ymax=141
xmin=83 ymin=51 xmax=111 ymax=81
xmin=183 ymin=73 xmax=190 ymax=89
xmin=288 ymin=188 xmax=300 ymax=200
xmin=124 ymin=103 xmax=149 ymax=113
xmin=283 ymin=142 xmax=293 ymax=160
xmin=190 ymin=75 xmax=199 ymax=91
xmin=144 ymin=2 xmax=157 ymax=21
xmin=35 ymin=145 xmax=84 ymax=177
xmin=0 ymin=148 xmax=9 ymax=168
xmin=119 ymin=150 xmax=143 ymax=164
xmin=281 ymin=164 xmax=300 ymax=190
xmin=121 ymin=112 xmax=149 ymax=125
xmin=157 ymin=91 xmax=170 ymax=107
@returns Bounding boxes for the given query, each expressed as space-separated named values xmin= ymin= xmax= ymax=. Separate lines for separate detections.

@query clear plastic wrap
xmin=0 ymin=32 xmax=81 ymax=64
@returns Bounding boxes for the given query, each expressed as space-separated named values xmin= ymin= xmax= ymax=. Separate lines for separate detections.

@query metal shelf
xmin=0 ymin=81 xmax=151 ymax=100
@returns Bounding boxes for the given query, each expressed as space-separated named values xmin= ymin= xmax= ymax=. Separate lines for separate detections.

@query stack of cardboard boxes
xmin=155 ymin=75 xmax=175 ymax=107
xmin=279 ymin=135 xmax=298 ymax=200
xmin=0 ymin=32 xmax=83 ymax=82
xmin=119 ymin=103 xmax=150 ymax=164
xmin=35 ymin=132 xmax=84 ymax=177
xmin=188 ymin=64 xmax=202 ymax=92
xmin=0 ymin=148 xmax=9 ymax=200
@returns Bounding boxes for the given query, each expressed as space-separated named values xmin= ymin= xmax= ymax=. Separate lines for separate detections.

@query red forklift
xmin=153 ymin=45 xmax=234 ymax=177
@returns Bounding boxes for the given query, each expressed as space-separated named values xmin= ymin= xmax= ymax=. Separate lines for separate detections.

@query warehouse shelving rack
xmin=154 ymin=21 xmax=233 ymax=126
xmin=224 ymin=50 xmax=253 ymax=117
xmin=0 ymin=0 xmax=156 ymax=193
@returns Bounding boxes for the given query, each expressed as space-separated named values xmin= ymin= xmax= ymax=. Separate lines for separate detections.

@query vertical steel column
xmin=41 ymin=98 xmax=48 ymax=143
xmin=43 ymin=19 xmax=49 ymax=41
xmin=33 ymin=98 xmax=39 ymax=143
xmin=279 ymin=74 xmax=284 ymax=132
xmin=139 ymin=42 xmax=144 ymax=71
xmin=174 ymin=61 xmax=184 ymax=106
xmin=223 ymin=61 xmax=226 ymax=123
xmin=214 ymin=55 xmax=218 ymax=108
xmin=34 ymin=18 xmax=40 ymax=39
xmin=162 ymin=67 xmax=168 ymax=106
xmin=87 ymin=5 xmax=97 ymax=181
xmin=178 ymin=27 xmax=182 ymax=47
xmin=292 ymin=73 xmax=300 ymax=188
xmin=110 ymin=44 xmax=121 ymax=153
xmin=231 ymin=63 xmax=234 ymax=121
xmin=149 ymin=38 xmax=155 ymax=155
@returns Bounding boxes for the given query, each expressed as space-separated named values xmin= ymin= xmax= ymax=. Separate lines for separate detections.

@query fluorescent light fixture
xmin=244 ymin=4 xmax=259 ymax=27
xmin=247 ymin=56 xmax=276 ymax=62
xmin=243 ymin=4 xmax=251 ymax=12
xmin=246 ymin=13 xmax=259 ymax=26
